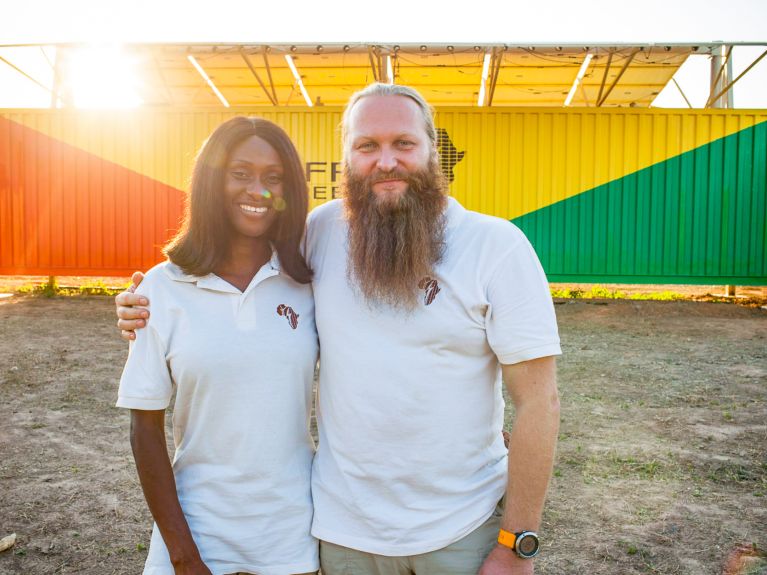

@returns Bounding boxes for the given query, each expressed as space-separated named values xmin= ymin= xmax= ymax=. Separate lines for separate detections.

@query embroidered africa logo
xmin=418 ymin=276 xmax=441 ymax=306
xmin=276 ymin=304 xmax=299 ymax=329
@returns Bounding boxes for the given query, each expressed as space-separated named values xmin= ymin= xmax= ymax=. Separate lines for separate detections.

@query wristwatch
xmin=497 ymin=529 xmax=540 ymax=558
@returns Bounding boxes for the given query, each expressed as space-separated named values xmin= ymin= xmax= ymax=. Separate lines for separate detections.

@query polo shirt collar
xmin=444 ymin=196 xmax=466 ymax=231
xmin=163 ymin=250 xmax=281 ymax=294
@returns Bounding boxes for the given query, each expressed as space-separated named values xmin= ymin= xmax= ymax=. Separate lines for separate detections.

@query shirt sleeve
xmin=116 ymin=322 xmax=173 ymax=411
xmin=485 ymin=233 xmax=562 ymax=365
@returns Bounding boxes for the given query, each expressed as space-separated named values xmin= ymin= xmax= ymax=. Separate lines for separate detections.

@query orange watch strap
xmin=497 ymin=528 xmax=517 ymax=549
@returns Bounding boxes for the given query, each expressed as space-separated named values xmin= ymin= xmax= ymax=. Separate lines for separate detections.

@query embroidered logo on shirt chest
xmin=276 ymin=304 xmax=299 ymax=329
xmin=418 ymin=276 xmax=441 ymax=306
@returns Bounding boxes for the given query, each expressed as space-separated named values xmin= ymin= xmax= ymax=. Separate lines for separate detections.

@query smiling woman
xmin=165 ymin=116 xmax=311 ymax=286
xmin=114 ymin=115 xmax=319 ymax=574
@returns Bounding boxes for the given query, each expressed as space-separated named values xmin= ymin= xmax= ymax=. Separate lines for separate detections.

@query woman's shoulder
xmin=135 ymin=261 xmax=194 ymax=296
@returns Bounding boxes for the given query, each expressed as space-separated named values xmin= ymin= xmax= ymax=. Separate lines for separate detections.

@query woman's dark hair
xmin=165 ymin=117 xmax=312 ymax=284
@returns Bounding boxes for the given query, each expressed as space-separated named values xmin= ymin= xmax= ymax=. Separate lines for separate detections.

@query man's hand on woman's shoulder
xmin=116 ymin=271 xmax=148 ymax=341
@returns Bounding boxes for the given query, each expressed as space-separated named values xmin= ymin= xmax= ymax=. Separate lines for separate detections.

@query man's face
xmin=343 ymin=92 xmax=448 ymax=310
xmin=345 ymin=94 xmax=434 ymax=206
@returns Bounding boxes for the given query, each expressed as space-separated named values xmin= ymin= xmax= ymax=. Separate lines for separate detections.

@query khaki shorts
xmin=319 ymin=504 xmax=503 ymax=575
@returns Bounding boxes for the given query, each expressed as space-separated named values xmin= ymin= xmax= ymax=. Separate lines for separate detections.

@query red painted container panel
xmin=0 ymin=115 xmax=184 ymax=275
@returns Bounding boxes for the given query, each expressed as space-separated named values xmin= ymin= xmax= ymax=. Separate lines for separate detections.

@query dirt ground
xmin=0 ymin=293 xmax=765 ymax=575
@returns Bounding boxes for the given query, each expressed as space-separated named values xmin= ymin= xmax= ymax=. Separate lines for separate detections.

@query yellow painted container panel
xmin=2 ymin=106 xmax=765 ymax=279
xmin=3 ymin=107 xmax=766 ymax=222
xmin=436 ymin=108 xmax=767 ymax=219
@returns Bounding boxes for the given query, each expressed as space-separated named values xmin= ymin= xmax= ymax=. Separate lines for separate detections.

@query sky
xmin=2 ymin=0 xmax=766 ymax=44
xmin=1 ymin=0 xmax=765 ymax=108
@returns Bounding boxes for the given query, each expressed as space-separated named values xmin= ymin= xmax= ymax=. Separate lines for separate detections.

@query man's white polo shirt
xmin=306 ymin=197 xmax=561 ymax=556
xmin=117 ymin=257 xmax=319 ymax=575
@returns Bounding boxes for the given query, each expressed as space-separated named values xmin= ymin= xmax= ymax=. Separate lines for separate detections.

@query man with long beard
xmin=117 ymin=83 xmax=561 ymax=575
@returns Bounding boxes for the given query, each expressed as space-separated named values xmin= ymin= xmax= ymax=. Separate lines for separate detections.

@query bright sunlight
xmin=64 ymin=44 xmax=143 ymax=109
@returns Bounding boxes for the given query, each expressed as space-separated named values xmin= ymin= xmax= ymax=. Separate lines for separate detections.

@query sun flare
xmin=65 ymin=44 xmax=143 ymax=109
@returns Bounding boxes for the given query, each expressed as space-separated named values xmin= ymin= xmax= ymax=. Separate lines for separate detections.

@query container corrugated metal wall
xmin=0 ymin=109 xmax=343 ymax=275
xmin=1 ymin=107 xmax=765 ymax=284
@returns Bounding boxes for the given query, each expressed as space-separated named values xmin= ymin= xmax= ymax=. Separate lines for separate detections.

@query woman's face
xmin=223 ymin=135 xmax=285 ymax=241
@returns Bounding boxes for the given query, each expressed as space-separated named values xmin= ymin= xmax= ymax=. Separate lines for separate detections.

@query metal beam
xmin=597 ymin=48 xmax=639 ymax=107
xmin=378 ymin=51 xmax=386 ymax=83
xmin=368 ymin=46 xmax=381 ymax=82
xmin=0 ymin=55 xmax=52 ymax=95
xmin=284 ymin=55 xmax=312 ymax=106
xmin=262 ymin=48 xmax=279 ymax=105
xmin=241 ymin=49 xmax=276 ymax=105
xmin=596 ymin=50 xmax=613 ymax=107
xmin=726 ymin=51 xmax=734 ymax=107
xmin=706 ymin=48 xmax=767 ymax=109
xmin=487 ymin=48 xmax=503 ymax=107
xmin=705 ymin=44 xmax=732 ymax=108
xmin=3 ymin=41 xmax=764 ymax=50
xmin=579 ymin=81 xmax=590 ymax=107
xmin=150 ymin=47 xmax=174 ymax=106
xmin=187 ymin=54 xmax=230 ymax=107
xmin=672 ymin=78 xmax=693 ymax=108
xmin=49 ymin=47 xmax=62 ymax=107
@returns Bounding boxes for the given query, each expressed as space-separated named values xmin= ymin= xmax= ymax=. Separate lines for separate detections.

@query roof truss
xmin=0 ymin=42 xmax=760 ymax=108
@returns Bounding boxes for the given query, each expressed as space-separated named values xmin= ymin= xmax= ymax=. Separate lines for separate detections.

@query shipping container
xmin=1 ymin=108 xmax=765 ymax=284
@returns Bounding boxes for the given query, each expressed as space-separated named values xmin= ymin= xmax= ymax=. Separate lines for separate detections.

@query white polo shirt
xmin=117 ymin=256 xmax=319 ymax=575
xmin=306 ymin=197 xmax=561 ymax=556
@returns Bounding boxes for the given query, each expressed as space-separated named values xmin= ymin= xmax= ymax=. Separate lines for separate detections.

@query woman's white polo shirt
xmin=117 ymin=256 xmax=318 ymax=575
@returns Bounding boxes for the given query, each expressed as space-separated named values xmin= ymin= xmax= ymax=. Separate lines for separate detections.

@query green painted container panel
xmin=513 ymin=122 xmax=767 ymax=285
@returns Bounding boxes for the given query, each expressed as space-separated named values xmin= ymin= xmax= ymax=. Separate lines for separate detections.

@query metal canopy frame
xmin=706 ymin=48 xmax=767 ymax=108
xmin=597 ymin=48 xmax=640 ymax=107
xmin=0 ymin=41 xmax=765 ymax=109
xmin=241 ymin=49 xmax=276 ymax=105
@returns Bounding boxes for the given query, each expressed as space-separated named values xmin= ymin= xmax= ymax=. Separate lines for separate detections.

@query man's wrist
xmin=491 ymin=543 xmax=534 ymax=568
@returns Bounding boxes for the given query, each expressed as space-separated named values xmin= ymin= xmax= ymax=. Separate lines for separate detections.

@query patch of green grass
xmin=589 ymin=285 xmax=627 ymax=299
xmin=706 ymin=462 xmax=765 ymax=484
xmin=550 ymin=285 xmax=687 ymax=301
xmin=610 ymin=455 xmax=664 ymax=479
xmin=576 ymin=450 xmax=676 ymax=482
xmin=630 ymin=290 xmax=685 ymax=301
xmin=16 ymin=277 xmax=129 ymax=297
xmin=75 ymin=279 xmax=128 ymax=295
xmin=18 ymin=277 xmax=58 ymax=297
xmin=550 ymin=287 xmax=585 ymax=299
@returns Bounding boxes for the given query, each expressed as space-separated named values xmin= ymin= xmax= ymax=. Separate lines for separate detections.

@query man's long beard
xmin=344 ymin=158 xmax=448 ymax=310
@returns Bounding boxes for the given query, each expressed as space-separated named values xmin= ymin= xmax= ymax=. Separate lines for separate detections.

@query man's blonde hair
xmin=341 ymin=83 xmax=437 ymax=154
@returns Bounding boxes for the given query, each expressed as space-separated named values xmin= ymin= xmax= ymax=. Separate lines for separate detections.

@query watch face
xmin=517 ymin=533 xmax=540 ymax=558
